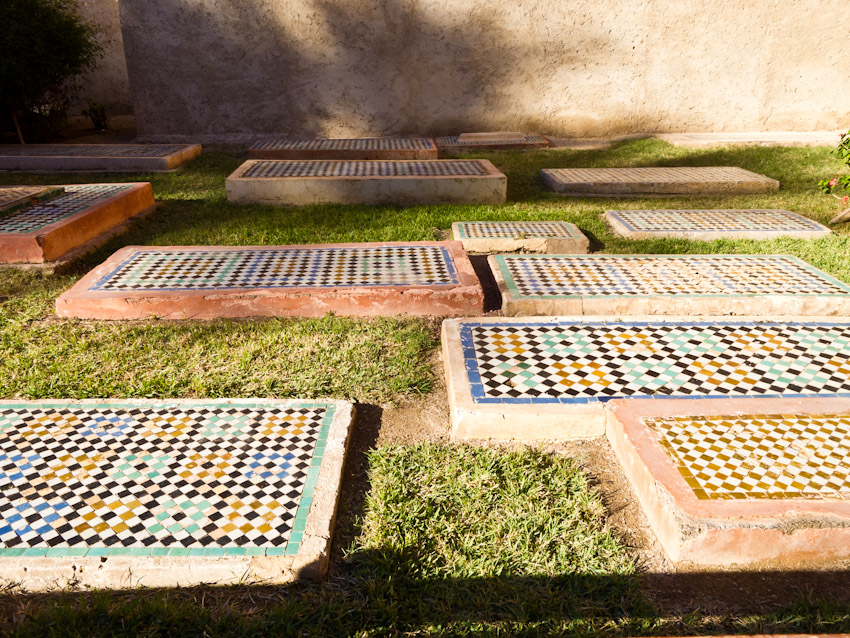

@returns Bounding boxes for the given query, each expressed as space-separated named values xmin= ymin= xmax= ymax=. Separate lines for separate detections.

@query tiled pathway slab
xmin=606 ymin=209 xmax=832 ymax=241
xmin=0 ymin=144 xmax=201 ymax=172
xmin=0 ymin=183 xmax=155 ymax=265
xmin=489 ymin=254 xmax=850 ymax=316
xmin=226 ymin=160 xmax=506 ymax=205
xmin=0 ymin=186 xmax=64 ymax=212
xmin=248 ymin=138 xmax=438 ymax=160
xmin=541 ymin=167 xmax=779 ymax=197
xmin=657 ymin=131 xmax=844 ymax=148
xmin=56 ymin=242 xmax=483 ymax=320
xmin=442 ymin=317 xmax=850 ymax=441
xmin=0 ymin=399 xmax=353 ymax=590
xmin=452 ymin=221 xmax=589 ymax=254
xmin=608 ymin=397 xmax=850 ymax=565
xmin=437 ymin=133 xmax=550 ymax=153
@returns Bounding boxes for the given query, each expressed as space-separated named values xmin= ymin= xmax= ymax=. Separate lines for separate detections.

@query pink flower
xmin=842 ymin=195 xmax=850 ymax=205
xmin=829 ymin=177 xmax=839 ymax=187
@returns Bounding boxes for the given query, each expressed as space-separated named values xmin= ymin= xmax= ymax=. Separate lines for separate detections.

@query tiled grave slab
xmin=0 ymin=144 xmax=201 ymax=171
xmin=0 ymin=183 xmax=155 ymax=265
xmin=226 ymin=159 xmax=506 ymax=205
xmin=0 ymin=399 xmax=353 ymax=590
xmin=656 ymin=131 xmax=844 ymax=148
xmin=608 ymin=397 xmax=850 ymax=565
xmin=541 ymin=167 xmax=779 ymax=197
xmin=606 ymin=209 xmax=832 ymax=241
xmin=0 ymin=186 xmax=64 ymax=213
xmin=451 ymin=221 xmax=589 ymax=254
xmin=248 ymin=138 xmax=438 ymax=160
xmin=489 ymin=254 xmax=850 ymax=316
xmin=437 ymin=133 xmax=550 ymax=153
xmin=55 ymin=241 xmax=484 ymax=320
xmin=442 ymin=316 xmax=850 ymax=441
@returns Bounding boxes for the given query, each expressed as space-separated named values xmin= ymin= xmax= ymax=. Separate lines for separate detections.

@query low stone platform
xmin=608 ymin=397 xmax=850 ymax=566
xmin=451 ymin=221 xmax=589 ymax=254
xmin=0 ymin=183 xmax=156 ymax=266
xmin=0 ymin=144 xmax=202 ymax=172
xmin=55 ymin=242 xmax=484 ymax=320
xmin=441 ymin=316 xmax=850 ymax=441
xmin=437 ymin=133 xmax=550 ymax=154
xmin=0 ymin=186 xmax=64 ymax=213
xmin=226 ymin=160 xmax=506 ymax=206
xmin=248 ymin=138 xmax=438 ymax=160
xmin=656 ymin=131 xmax=844 ymax=148
xmin=606 ymin=209 xmax=832 ymax=241
xmin=489 ymin=254 xmax=850 ymax=316
xmin=541 ymin=167 xmax=779 ymax=197
xmin=0 ymin=399 xmax=353 ymax=590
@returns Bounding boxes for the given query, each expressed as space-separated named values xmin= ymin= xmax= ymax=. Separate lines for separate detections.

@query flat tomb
xmin=442 ymin=317 xmax=850 ymax=441
xmin=489 ymin=254 xmax=850 ymax=316
xmin=226 ymin=159 xmax=506 ymax=206
xmin=608 ymin=397 xmax=850 ymax=566
xmin=606 ymin=209 xmax=831 ymax=241
xmin=437 ymin=133 xmax=550 ymax=153
xmin=541 ymin=167 xmax=779 ymax=196
xmin=0 ymin=183 xmax=155 ymax=265
xmin=248 ymin=138 xmax=438 ymax=160
xmin=0 ymin=399 xmax=353 ymax=590
xmin=0 ymin=186 xmax=65 ymax=213
xmin=0 ymin=144 xmax=201 ymax=171
xmin=55 ymin=241 xmax=484 ymax=320
xmin=452 ymin=221 xmax=589 ymax=254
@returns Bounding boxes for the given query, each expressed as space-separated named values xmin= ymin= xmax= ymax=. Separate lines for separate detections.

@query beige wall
xmin=75 ymin=0 xmax=132 ymax=114
xmin=114 ymin=0 xmax=848 ymax=138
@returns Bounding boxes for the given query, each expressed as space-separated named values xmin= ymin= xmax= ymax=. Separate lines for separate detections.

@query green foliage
xmin=818 ymin=129 xmax=850 ymax=201
xmin=0 ymin=0 xmax=102 ymax=141
xmin=82 ymin=98 xmax=108 ymax=130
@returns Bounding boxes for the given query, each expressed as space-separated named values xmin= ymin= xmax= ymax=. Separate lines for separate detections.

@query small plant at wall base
xmin=82 ymin=99 xmax=109 ymax=131
xmin=0 ymin=0 xmax=102 ymax=144
xmin=819 ymin=129 xmax=850 ymax=224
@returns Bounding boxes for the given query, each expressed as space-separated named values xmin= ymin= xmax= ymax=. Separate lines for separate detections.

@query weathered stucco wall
xmin=74 ymin=0 xmax=132 ymax=114
xmin=115 ymin=0 xmax=849 ymax=138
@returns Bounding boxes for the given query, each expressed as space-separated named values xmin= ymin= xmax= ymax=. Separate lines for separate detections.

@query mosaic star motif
xmin=0 ymin=184 xmax=131 ymax=234
xmin=250 ymin=138 xmax=435 ymax=151
xmin=462 ymin=321 xmax=850 ymax=403
xmin=455 ymin=221 xmax=582 ymax=239
xmin=0 ymin=144 xmax=191 ymax=158
xmin=494 ymin=255 xmax=850 ymax=297
xmin=608 ymin=209 xmax=826 ymax=233
xmin=242 ymin=160 xmax=488 ymax=178
xmin=91 ymin=246 xmax=459 ymax=291
xmin=0 ymin=402 xmax=333 ymax=556
xmin=647 ymin=413 xmax=850 ymax=500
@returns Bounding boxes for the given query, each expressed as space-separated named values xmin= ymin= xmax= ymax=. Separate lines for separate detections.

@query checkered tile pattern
xmin=496 ymin=255 xmax=850 ymax=297
xmin=0 ymin=144 xmax=192 ymax=158
xmin=609 ymin=209 xmax=826 ymax=233
xmin=438 ymin=135 xmax=548 ymax=146
xmin=250 ymin=138 xmax=435 ymax=151
xmin=647 ymin=413 xmax=850 ymax=500
xmin=242 ymin=160 xmax=489 ymax=178
xmin=546 ymin=167 xmax=764 ymax=184
xmin=455 ymin=221 xmax=582 ymax=239
xmin=0 ymin=184 xmax=131 ymax=234
xmin=0 ymin=402 xmax=332 ymax=553
xmin=462 ymin=321 xmax=850 ymax=403
xmin=0 ymin=186 xmax=64 ymax=212
xmin=91 ymin=245 xmax=459 ymax=291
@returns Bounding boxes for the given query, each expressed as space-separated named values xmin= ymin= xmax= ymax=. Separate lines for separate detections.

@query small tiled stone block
xmin=608 ymin=397 xmax=850 ymax=566
xmin=55 ymin=241 xmax=484 ymax=320
xmin=606 ymin=209 xmax=832 ymax=241
xmin=248 ymin=138 xmax=438 ymax=160
xmin=226 ymin=159 xmax=506 ymax=206
xmin=0 ymin=183 xmax=155 ymax=264
xmin=656 ymin=131 xmax=844 ymax=148
xmin=441 ymin=316 xmax=850 ymax=441
xmin=541 ymin=167 xmax=779 ymax=197
xmin=0 ymin=398 xmax=353 ymax=590
xmin=437 ymin=133 xmax=550 ymax=153
xmin=0 ymin=186 xmax=64 ymax=212
xmin=0 ymin=144 xmax=202 ymax=172
xmin=451 ymin=221 xmax=589 ymax=254
xmin=489 ymin=254 xmax=850 ymax=316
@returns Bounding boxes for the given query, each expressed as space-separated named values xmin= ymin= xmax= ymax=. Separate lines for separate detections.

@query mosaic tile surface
xmin=647 ymin=413 xmax=850 ymax=500
xmin=460 ymin=320 xmax=850 ymax=404
xmin=494 ymin=255 xmax=850 ymax=298
xmin=0 ymin=184 xmax=131 ymax=234
xmin=0 ymin=144 xmax=192 ymax=158
xmin=0 ymin=401 xmax=334 ymax=556
xmin=0 ymin=186 xmax=64 ymax=212
xmin=438 ymin=135 xmax=548 ymax=146
xmin=242 ymin=160 xmax=489 ymax=178
xmin=250 ymin=138 xmax=436 ymax=151
xmin=608 ymin=209 xmax=827 ymax=233
xmin=90 ymin=245 xmax=459 ymax=291
xmin=545 ymin=167 xmax=766 ymax=184
xmin=455 ymin=221 xmax=583 ymax=239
